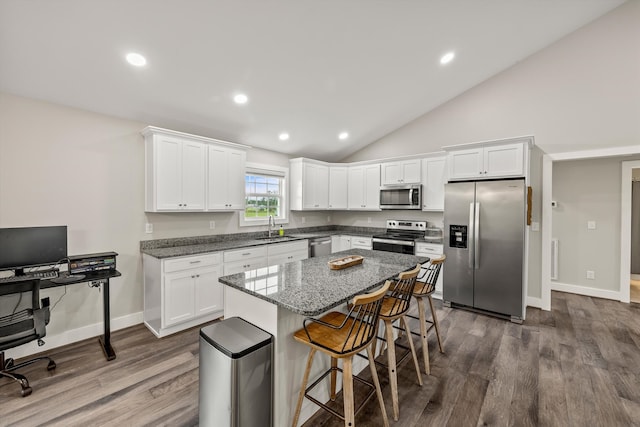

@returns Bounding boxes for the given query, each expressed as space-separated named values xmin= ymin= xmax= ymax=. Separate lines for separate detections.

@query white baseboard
xmin=5 ymin=311 xmax=143 ymax=360
xmin=526 ymin=296 xmax=543 ymax=309
xmin=551 ymin=281 xmax=621 ymax=301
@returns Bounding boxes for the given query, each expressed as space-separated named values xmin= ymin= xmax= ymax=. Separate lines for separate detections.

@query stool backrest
xmin=341 ymin=281 xmax=391 ymax=354
xmin=416 ymin=255 xmax=446 ymax=295
xmin=384 ymin=264 xmax=421 ymax=317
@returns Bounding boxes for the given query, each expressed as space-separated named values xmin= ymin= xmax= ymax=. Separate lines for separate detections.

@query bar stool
xmin=291 ymin=281 xmax=391 ymax=427
xmin=410 ymin=255 xmax=446 ymax=375
xmin=373 ymin=264 xmax=423 ymax=421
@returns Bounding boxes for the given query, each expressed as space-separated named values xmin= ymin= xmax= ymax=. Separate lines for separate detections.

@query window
xmin=240 ymin=163 xmax=288 ymax=226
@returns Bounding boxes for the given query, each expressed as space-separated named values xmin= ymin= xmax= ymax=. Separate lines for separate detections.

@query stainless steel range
xmin=372 ymin=220 xmax=427 ymax=255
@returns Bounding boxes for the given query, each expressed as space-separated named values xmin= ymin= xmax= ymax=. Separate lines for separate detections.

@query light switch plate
xmin=531 ymin=222 xmax=540 ymax=231
xmin=209 ymin=221 xmax=215 ymax=229
xmin=587 ymin=221 xmax=596 ymax=230
xmin=145 ymin=223 xmax=153 ymax=233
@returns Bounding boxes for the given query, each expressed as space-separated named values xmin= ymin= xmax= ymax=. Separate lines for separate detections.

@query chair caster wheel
xmin=21 ymin=386 xmax=32 ymax=397
xmin=47 ymin=361 xmax=56 ymax=371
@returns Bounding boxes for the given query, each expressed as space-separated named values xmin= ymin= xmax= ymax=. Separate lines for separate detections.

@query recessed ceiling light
xmin=440 ymin=51 xmax=455 ymax=65
xmin=126 ymin=52 xmax=147 ymax=67
xmin=279 ymin=132 xmax=290 ymax=141
xmin=234 ymin=94 xmax=248 ymax=104
xmin=338 ymin=132 xmax=349 ymax=140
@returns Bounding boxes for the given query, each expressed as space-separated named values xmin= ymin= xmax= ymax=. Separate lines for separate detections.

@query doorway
xmin=620 ymin=160 xmax=640 ymax=304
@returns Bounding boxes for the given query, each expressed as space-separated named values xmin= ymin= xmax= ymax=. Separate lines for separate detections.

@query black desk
xmin=41 ymin=270 xmax=121 ymax=361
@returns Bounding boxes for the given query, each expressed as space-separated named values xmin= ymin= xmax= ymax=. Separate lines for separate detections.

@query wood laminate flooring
xmin=2 ymin=291 xmax=640 ymax=426
xmin=631 ymin=279 xmax=640 ymax=303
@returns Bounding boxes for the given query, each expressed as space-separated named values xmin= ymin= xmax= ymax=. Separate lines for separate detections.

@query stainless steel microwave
xmin=379 ymin=184 xmax=422 ymax=210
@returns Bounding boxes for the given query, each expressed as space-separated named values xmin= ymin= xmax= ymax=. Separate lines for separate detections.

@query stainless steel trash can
xmin=199 ymin=317 xmax=273 ymax=427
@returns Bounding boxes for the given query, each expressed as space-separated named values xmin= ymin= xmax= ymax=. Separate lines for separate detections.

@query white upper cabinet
xmin=290 ymin=159 xmax=329 ymax=210
xmin=143 ymin=126 xmax=248 ymax=213
xmin=328 ymin=166 xmax=348 ymax=210
xmin=348 ymin=164 xmax=381 ymax=210
xmin=146 ymin=133 xmax=206 ymax=212
xmin=446 ymin=141 xmax=526 ymax=181
xmin=421 ymin=156 xmax=446 ymax=211
xmin=381 ymin=159 xmax=421 ymax=185
xmin=207 ymin=145 xmax=246 ymax=210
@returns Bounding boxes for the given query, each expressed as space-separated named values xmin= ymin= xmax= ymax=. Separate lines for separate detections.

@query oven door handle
xmin=372 ymin=238 xmax=415 ymax=246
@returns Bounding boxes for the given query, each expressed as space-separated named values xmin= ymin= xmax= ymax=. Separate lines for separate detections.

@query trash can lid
xmin=200 ymin=317 xmax=272 ymax=359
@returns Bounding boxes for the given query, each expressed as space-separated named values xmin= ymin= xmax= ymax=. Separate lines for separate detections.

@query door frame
xmin=619 ymin=160 xmax=640 ymax=303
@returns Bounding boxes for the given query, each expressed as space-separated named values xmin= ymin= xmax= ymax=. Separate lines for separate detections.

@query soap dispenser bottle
xmin=279 ymin=225 xmax=284 ymax=236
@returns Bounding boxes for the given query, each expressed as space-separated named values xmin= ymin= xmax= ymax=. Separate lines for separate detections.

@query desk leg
xmin=98 ymin=279 xmax=117 ymax=361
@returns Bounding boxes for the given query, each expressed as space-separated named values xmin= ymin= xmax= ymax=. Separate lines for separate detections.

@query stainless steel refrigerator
xmin=443 ymin=179 xmax=525 ymax=322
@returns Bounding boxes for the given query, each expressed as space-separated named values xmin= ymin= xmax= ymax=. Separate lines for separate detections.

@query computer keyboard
xmin=0 ymin=269 xmax=59 ymax=283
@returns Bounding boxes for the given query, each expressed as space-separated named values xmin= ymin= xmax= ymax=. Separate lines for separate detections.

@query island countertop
xmin=218 ymin=248 xmax=428 ymax=316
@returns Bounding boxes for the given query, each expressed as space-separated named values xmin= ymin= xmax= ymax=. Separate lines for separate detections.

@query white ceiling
xmin=0 ymin=0 xmax=626 ymax=161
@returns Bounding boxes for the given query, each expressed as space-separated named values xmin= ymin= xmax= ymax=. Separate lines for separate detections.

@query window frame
xmin=239 ymin=162 xmax=289 ymax=227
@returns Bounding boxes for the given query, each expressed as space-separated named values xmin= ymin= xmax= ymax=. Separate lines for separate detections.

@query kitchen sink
xmin=256 ymin=236 xmax=298 ymax=242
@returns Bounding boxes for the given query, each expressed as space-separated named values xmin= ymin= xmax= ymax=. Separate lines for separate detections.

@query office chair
xmin=0 ymin=279 xmax=56 ymax=397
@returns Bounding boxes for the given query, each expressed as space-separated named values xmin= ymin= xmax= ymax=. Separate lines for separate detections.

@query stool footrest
xmin=304 ymin=365 xmax=377 ymax=421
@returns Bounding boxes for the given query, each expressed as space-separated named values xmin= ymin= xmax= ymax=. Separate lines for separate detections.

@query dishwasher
xmin=308 ymin=236 xmax=332 ymax=257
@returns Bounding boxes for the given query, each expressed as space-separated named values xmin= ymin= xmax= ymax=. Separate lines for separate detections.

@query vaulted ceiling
xmin=0 ymin=0 xmax=626 ymax=161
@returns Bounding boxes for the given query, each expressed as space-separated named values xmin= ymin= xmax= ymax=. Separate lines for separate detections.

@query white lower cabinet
xmin=143 ymin=252 xmax=224 ymax=337
xmin=415 ymin=243 xmax=444 ymax=298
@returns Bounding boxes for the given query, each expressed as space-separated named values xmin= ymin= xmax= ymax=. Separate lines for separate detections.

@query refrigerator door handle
xmin=469 ymin=203 xmax=475 ymax=269
xmin=474 ymin=202 xmax=480 ymax=269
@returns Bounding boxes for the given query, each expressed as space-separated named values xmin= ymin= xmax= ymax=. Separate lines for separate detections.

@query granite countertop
xmin=218 ymin=248 xmax=428 ymax=316
xmin=140 ymin=227 xmax=384 ymax=259
xmin=140 ymin=236 xmax=308 ymax=258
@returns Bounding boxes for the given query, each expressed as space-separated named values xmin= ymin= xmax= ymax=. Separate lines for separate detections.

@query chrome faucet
xmin=268 ymin=215 xmax=275 ymax=238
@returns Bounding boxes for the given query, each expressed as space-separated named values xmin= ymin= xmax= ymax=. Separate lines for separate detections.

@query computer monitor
xmin=0 ymin=226 xmax=68 ymax=275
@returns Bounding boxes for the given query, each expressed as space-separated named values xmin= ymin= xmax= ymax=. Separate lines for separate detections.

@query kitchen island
xmin=219 ymin=248 xmax=428 ymax=427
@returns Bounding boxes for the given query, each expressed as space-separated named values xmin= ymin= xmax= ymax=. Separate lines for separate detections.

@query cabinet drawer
xmin=351 ymin=237 xmax=372 ymax=249
xmin=164 ymin=253 xmax=221 ymax=273
xmin=223 ymin=246 xmax=267 ymax=263
xmin=224 ymin=258 xmax=269 ymax=275
xmin=415 ymin=243 xmax=443 ymax=257
xmin=267 ymin=239 xmax=308 ymax=256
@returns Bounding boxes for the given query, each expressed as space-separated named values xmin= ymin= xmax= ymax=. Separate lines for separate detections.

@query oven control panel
xmin=386 ymin=220 xmax=426 ymax=231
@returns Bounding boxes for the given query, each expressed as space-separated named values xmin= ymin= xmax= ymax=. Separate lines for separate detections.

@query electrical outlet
xmin=301 ymin=217 xmax=306 ymax=224
xmin=209 ymin=221 xmax=215 ymax=230
xmin=327 ymin=215 xmax=331 ymax=222
xmin=586 ymin=270 xmax=595 ymax=280
xmin=367 ymin=217 xmax=372 ymax=224
xmin=531 ymin=221 xmax=540 ymax=231
xmin=145 ymin=223 xmax=153 ymax=234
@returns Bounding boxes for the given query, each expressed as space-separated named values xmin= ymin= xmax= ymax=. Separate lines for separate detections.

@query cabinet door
xmin=363 ymin=164 xmax=381 ymax=210
xmin=164 ymin=271 xmax=196 ymax=326
xmin=422 ymin=157 xmax=446 ymax=211
xmin=194 ymin=265 xmax=223 ymax=316
xmin=401 ymin=160 xmax=422 ymax=184
xmin=328 ymin=167 xmax=348 ymax=209
xmin=484 ymin=143 xmax=524 ymax=178
xmin=208 ymin=146 xmax=246 ymax=210
xmin=225 ymin=149 xmax=247 ymax=209
xmin=448 ymin=148 xmax=484 ymax=180
xmin=303 ymin=163 xmax=329 ymax=209
xmin=155 ymin=136 xmax=183 ymax=210
xmin=181 ymin=141 xmax=206 ymax=210
xmin=340 ymin=235 xmax=351 ymax=251
xmin=347 ymin=167 xmax=365 ymax=209
xmin=331 ymin=235 xmax=341 ymax=253
xmin=381 ymin=162 xmax=403 ymax=185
